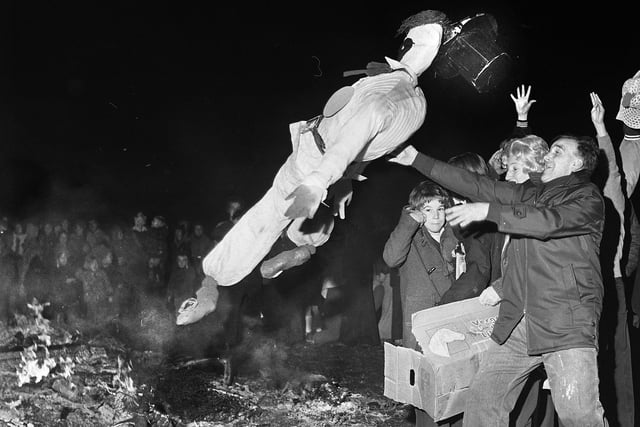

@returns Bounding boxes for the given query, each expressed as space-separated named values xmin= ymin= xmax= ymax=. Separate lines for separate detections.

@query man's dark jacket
xmin=412 ymin=153 xmax=605 ymax=355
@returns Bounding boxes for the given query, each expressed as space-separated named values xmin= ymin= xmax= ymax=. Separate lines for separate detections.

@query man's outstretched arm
xmin=390 ymin=145 xmax=519 ymax=205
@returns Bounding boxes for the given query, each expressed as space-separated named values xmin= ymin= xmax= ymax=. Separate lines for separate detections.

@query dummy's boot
xmin=260 ymin=245 xmax=316 ymax=279
xmin=176 ymin=276 xmax=220 ymax=326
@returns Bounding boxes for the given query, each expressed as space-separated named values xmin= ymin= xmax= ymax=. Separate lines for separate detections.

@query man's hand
xmin=445 ymin=202 xmax=490 ymax=227
xmin=327 ymin=179 xmax=353 ymax=219
xmin=285 ymin=184 xmax=325 ymax=219
xmin=479 ymin=286 xmax=501 ymax=306
xmin=633 ymin=314 xmax=639 ymax=329
xmin=510 ymin=84 xmax=536 ymax=120
xmin=388 ymin=145 xmax=418 ymax=166
xmin=589 ymin=92 xmax=607 ymax=137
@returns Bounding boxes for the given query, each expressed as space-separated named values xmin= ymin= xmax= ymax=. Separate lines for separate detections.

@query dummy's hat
xmin=616 ymin=70 xmax=640 ymax=130
xmin=432 ymin=13 xmax=511 ymax=93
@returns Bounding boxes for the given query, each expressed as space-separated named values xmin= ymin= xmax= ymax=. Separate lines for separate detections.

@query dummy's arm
xmin=285 ymin=101 xmax=387 ymax=219
xmin=326 ymin=161 xmax=371 ymax=219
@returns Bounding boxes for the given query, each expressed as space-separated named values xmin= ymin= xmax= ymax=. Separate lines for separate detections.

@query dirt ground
xmin=135 ymin=340 xmax=415 ymax=427
xmin=3 ymin=305 xmax=640 ymax=426
xmin=0 ymin=310 xmax=415 ymax=427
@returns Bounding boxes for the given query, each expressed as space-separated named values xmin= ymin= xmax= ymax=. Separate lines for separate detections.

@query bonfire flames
xmin=16 ymin=299 xmax=59 ymax=386
xmin=10 ymin=298 xmax=138 ymax=423
xmin=106 ymin=355 xmax=138 ymax=411
xmin=17 ymin=344 xmax=57 ymax=386
xmin=2 ymin=300 xmax=399 ymax=425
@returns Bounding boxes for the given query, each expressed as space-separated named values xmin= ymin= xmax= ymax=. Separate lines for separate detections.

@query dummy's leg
xmin=177 ymin=128 xmax=325 ymax=325
xmin=260 ymin=245 xmax=316 ymax=279
xmin=176 ymin=186 xmax=294 ymax=326
xmin=260 ymin=208 xmax=334 ymax=279
xmin=176 ymin=276 xmax=220 ymax=326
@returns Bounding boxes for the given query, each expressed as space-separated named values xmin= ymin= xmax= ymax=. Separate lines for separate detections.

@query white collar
xmin=385 ymin=57 xmax=418 ymax=84
xmin=427 ymin=228 xmax=444 ymax=242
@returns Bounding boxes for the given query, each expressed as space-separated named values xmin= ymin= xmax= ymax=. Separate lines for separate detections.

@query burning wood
xmin=2 ymin=299 xmax=405 ymax=426
xmin=16 ymin=344 xmax=56 ymax=386
xmin=15 ymin=300 xmax=63 ymax=387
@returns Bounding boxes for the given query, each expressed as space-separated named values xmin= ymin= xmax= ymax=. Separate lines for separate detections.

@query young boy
xmin=383 ymin=180 xmax=459 ymax=352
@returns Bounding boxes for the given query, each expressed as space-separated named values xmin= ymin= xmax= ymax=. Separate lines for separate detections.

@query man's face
xmin=541 ymin=138 xmax=581 ymax=183
xmin=505 ymin=156 xmax=530 ymax=184
xmin=58 ymin=251 xmax=68 ymax=266
xmin=194 ymin=225 xmax=203 ymax=236
xmin=420 ymin=198 xmax=446 ymax=233
xmin=88 ymin=220 xmax=98 ymax=232
xmin=134 ymin=215 xmax=146 ymax=228
xmin=177 ymin=255 xmax=188 ymax=269
xmin=228 ymin=201 xmax=241 ymax=216
xmin=102 ymin=253 xmax=113 ymax=268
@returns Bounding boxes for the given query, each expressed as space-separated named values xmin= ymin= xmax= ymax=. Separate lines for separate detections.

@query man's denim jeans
xmin=463 ymin=318 xmax=607 ymax=427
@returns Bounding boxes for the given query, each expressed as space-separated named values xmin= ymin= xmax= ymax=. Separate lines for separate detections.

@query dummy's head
xmin=616 ymin=70 xmax=640 ymax=130
xmin=541 ymin=135 xmax=599 ymax=183
xmin=409 ymin=180 xmax=450 ymax=233
xmin=396 ymin=10 xmax=449 ymax=76
xmin=447 ymin=152 xmax=489 ymax=203
xmin=501 ymin=135 xmax=549 ymax=184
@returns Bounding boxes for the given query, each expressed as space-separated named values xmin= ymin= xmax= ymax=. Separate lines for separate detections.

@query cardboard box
xmin=384 ymin=297 xmax=499 ymax=421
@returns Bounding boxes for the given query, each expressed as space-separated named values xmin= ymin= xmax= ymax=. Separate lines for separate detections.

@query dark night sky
xmin=0 ymin=1 xmax=636 ymax=229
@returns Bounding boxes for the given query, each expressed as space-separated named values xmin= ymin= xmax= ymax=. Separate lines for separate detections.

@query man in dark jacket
xmin=391 ymin=136 xmax=607 ymax=427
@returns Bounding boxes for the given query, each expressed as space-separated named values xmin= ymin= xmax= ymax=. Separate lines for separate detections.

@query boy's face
xmin=419 ymin=197 xmax=446 ymax=233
